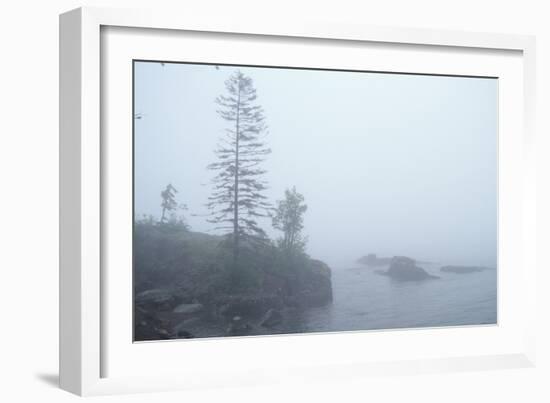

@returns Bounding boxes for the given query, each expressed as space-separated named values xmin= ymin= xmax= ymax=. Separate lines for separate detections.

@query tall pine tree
xmin=207 ymin=70 xmax=271 ymax=266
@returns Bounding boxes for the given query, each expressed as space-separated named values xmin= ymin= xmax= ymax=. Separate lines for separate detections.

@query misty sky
xmin=134 ymin=61 xmax=497 ymax=268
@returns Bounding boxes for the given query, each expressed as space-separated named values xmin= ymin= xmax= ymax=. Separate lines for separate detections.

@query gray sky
xmin=134 ymin=61 xmax=497 ymax=268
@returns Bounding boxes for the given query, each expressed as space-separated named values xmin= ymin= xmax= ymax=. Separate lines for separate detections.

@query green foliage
xmin=272 ymin=186 xmax=308 ymax=257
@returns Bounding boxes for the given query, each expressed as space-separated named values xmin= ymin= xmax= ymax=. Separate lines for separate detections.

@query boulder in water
xmin=378 ymin=256 xmax=439 ymax=281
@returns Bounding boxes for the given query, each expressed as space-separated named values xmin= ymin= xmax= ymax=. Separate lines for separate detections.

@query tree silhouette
xmin=272 ymin=187 xmax=308 ymax=256
xmin=160 ymin=184 xmax=178 ymax=224
xmin=207 ymin=70 xmax=272 ymax=266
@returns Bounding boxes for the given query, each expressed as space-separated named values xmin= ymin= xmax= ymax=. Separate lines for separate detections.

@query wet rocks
xmin=218 ymin=295 xmax=284 ymax=319
xmin=135 ymin=288 xmax=179 ymax=311
xmin=134 ymin=306 xmax=173 ymax=341
xmin=296 ymin=259 xmax=333 ymax=307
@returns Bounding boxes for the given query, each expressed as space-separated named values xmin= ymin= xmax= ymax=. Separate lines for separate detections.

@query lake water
xmin=294 ymin=263 xmax=497 ymax=333
xmin=176 ymin=262 xmax=497 ymax=339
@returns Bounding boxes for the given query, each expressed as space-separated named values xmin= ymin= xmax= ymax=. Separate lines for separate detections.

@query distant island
xmin=374 ymin=256 xmax=439 ymax=281
xmin=440 ymin=265 xmax=494 ymax=274
xmin=357 ymin=253 xmax=495 ymax=281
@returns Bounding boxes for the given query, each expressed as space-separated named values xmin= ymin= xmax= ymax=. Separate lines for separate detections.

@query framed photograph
xmin=60 ymin=7 xmax=537 ymax=396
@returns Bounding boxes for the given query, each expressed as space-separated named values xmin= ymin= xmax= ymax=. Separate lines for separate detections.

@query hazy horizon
xmin=134 ymin=61 xmax=497 ymax=269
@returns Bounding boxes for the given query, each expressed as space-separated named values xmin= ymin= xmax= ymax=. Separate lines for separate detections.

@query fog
xmin=134 ymin=61 xmax=497 ymax=269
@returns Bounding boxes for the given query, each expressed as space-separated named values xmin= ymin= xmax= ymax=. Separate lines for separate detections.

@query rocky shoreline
xmin=133 ymin=223 xmax=333 ymax=341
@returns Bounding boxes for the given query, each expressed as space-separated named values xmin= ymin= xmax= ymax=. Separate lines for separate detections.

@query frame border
xmin=59 ymin=6 xmax=537 ymax=396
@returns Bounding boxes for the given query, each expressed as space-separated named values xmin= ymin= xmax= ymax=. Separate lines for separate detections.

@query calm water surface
xmin=295 ymin=263 xmax=497 ymax=333
xmin=185 ymin=262 xmax=497 ymax=338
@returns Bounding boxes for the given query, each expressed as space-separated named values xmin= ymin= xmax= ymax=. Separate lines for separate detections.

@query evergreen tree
xmin=207 ymin=70 xmax=272 ymax=265
xmin=160 ymin=184 xmax=178 ymax=224
xmin=272 ymin=187 xmax=308 ymax=256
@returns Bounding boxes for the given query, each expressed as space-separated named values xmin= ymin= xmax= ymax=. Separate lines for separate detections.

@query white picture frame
xmin=60 ymin=6 xmax=537 ymax=396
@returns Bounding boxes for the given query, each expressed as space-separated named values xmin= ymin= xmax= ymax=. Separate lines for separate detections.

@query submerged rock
xmin=378 ymin=256 xmax=439 ymax=281
xmin=440 ymin=265 xmax=492 ymax=274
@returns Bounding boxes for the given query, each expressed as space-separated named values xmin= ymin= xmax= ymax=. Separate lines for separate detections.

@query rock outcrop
xmin=133 ymin=223 xmax=334 ymax=340
xmin=377 ymin=256 xmax=439 ymax=281
xmin=440 ymin=265 xmax=492 ymax=274
xmin=297 ymin=259 xmax=333 ymax=307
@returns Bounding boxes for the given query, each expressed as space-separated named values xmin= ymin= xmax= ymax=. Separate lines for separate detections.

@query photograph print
xmin=133 ymin=61 xmax=497 ymax=341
